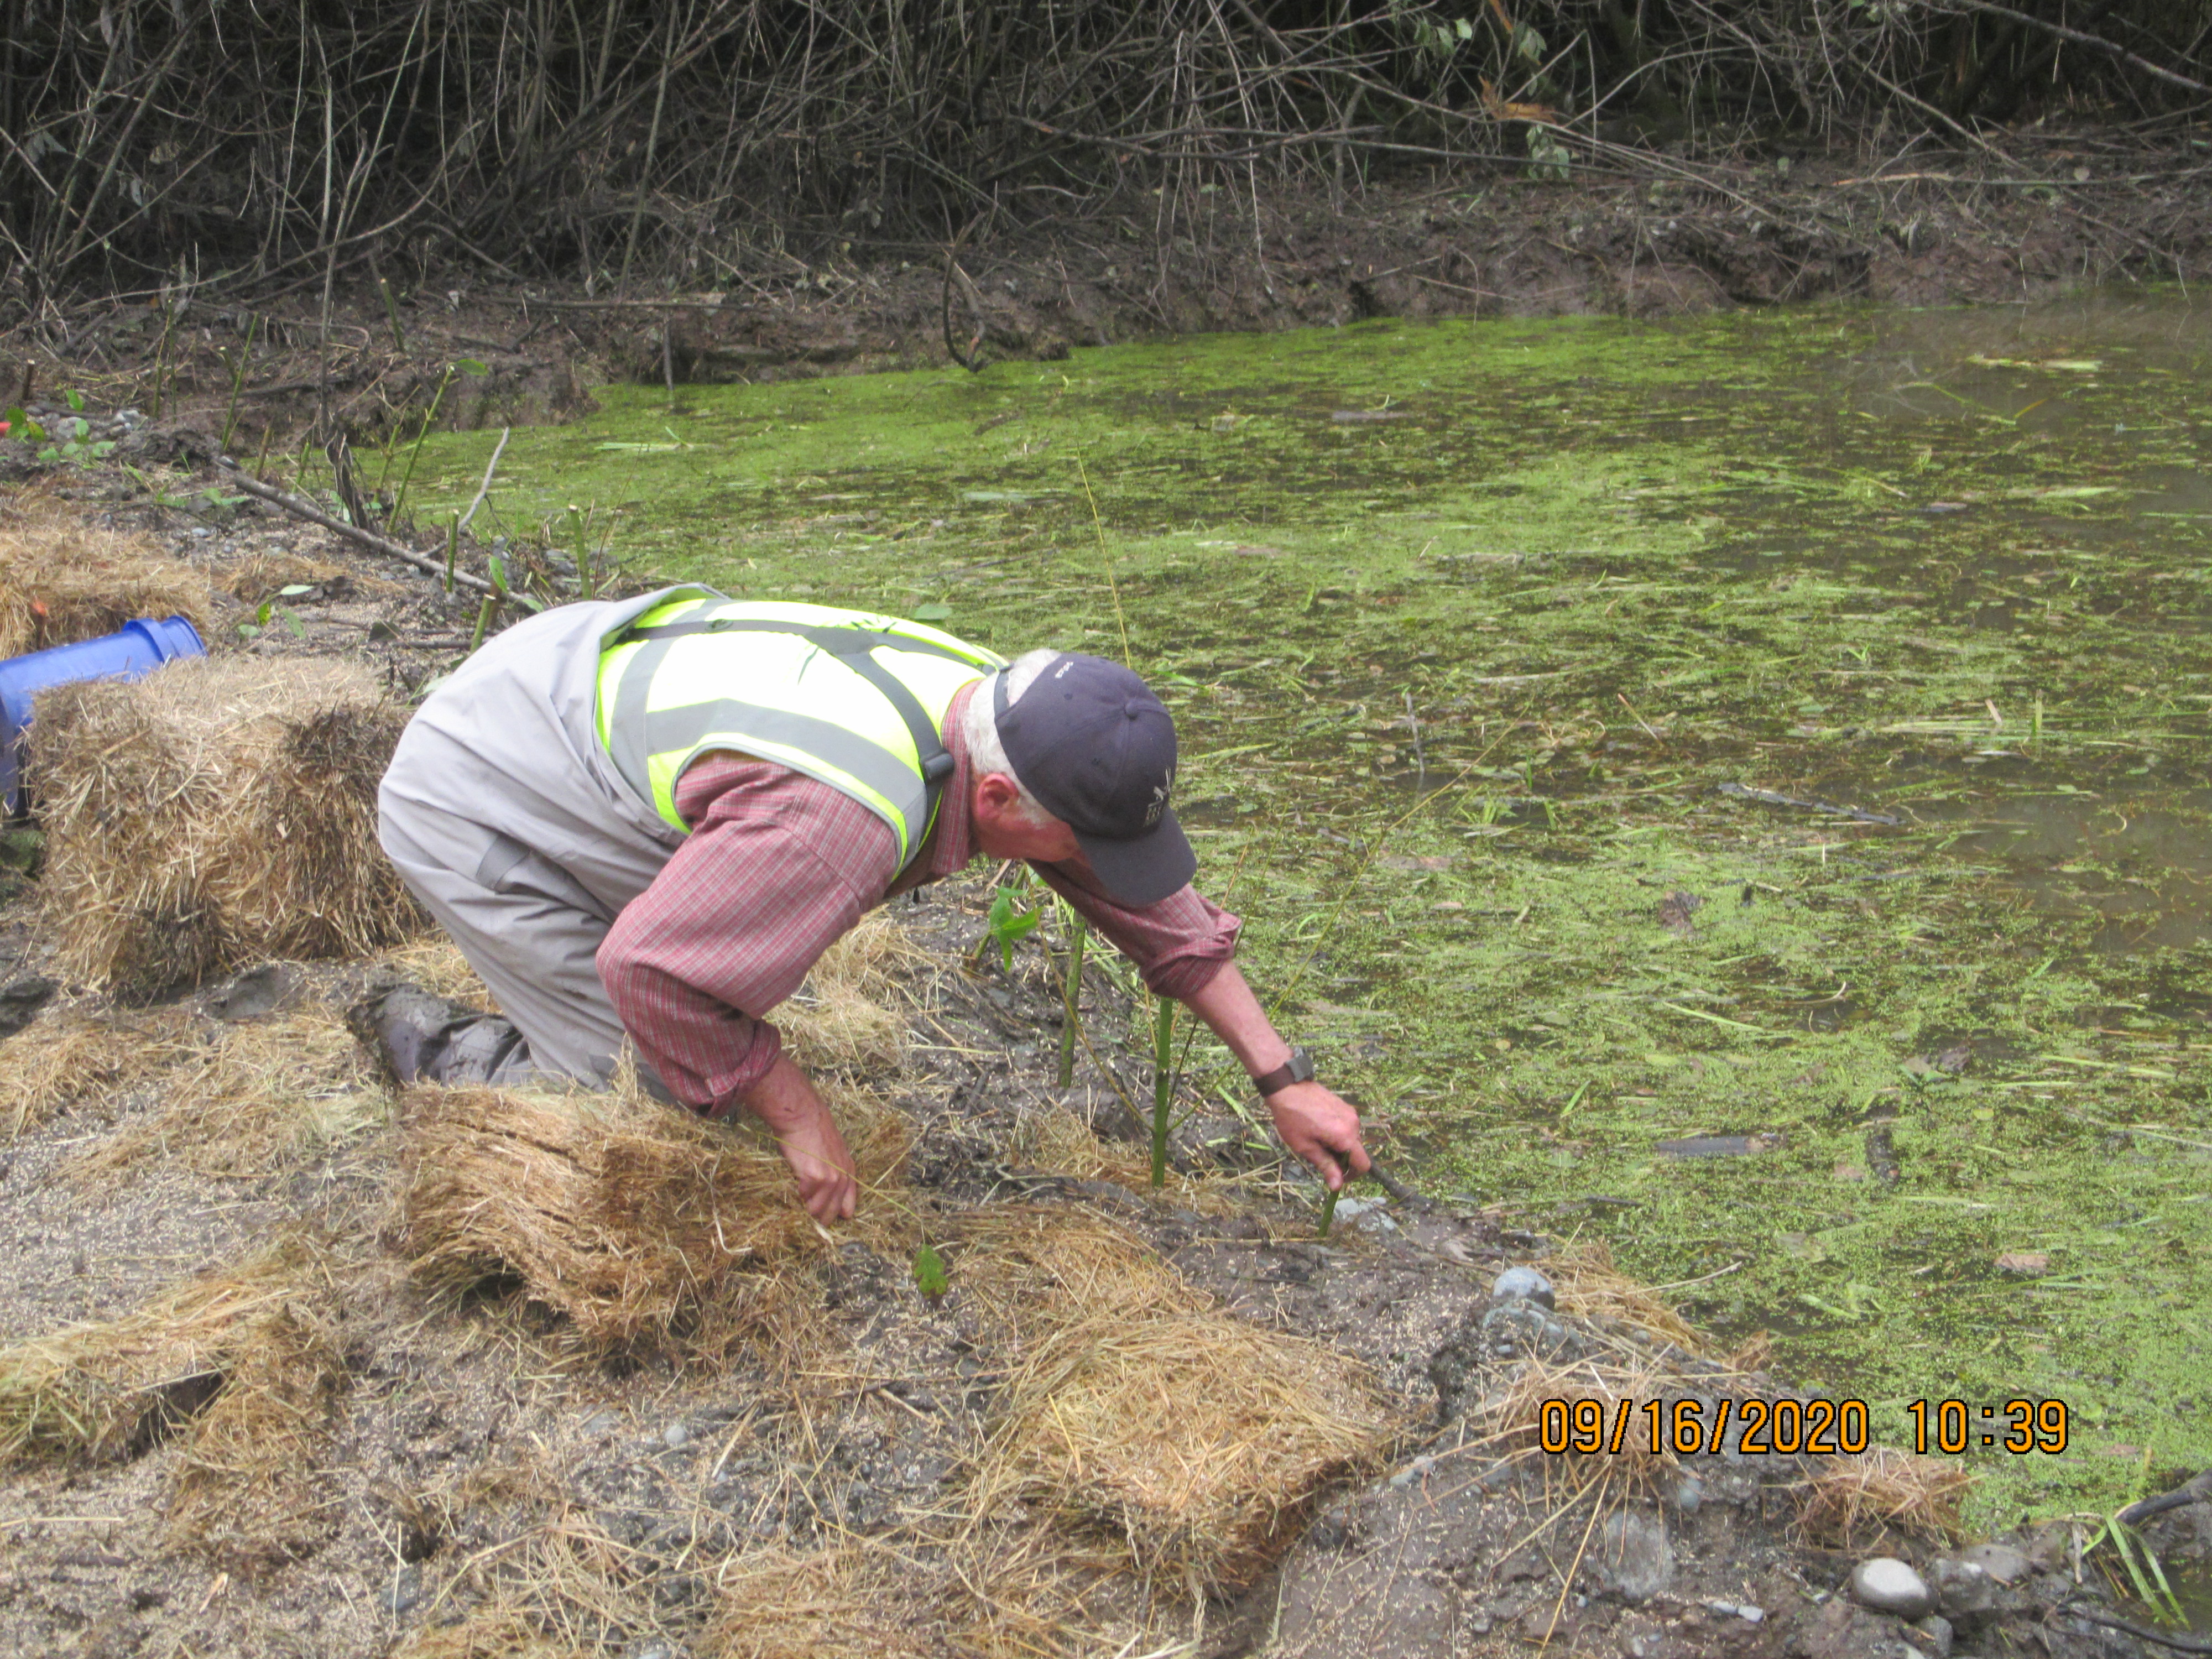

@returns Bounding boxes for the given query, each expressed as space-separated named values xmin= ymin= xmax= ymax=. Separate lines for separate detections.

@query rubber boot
xmin=348 ymin=980 xmax=530 ymax=1087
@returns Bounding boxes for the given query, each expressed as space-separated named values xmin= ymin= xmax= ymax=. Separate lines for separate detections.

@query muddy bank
xmin=4 ymin=137 xmax=2207 ymax=452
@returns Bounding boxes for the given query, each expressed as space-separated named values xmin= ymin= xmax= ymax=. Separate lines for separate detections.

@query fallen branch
xmin=456 ymin=426 xmax=510 ymax=534
xmin=2059 ymin=1601 xmax=2212 ymax=1655
xmin=212 ymin=461 xmax=497 ymax=596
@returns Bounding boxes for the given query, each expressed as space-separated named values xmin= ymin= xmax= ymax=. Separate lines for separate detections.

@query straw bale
xmin=705 ymin=1526 xmax=1163 ymax=1659
xmin=0 ymin=487 xmax=211 ymax=658
xmin=164 ymin=1299 xmax=348 ymax=1572
xmin=778 ymin=910 xmax=914 ymax=1078
xmin=1793 ymin=1447 xmax=1971 ymax=1548
xmin=959 ymin=1210 xmax=1392 ymax=1593
xmin=397 ymin=1081 xmax=911 ymax=1352
xmin=706 ymin=1544 xmax=945 ymax=1659
xmin=65 ymin=1004 xmax=379 ymax=1178
xmin=32 ymin=654 xmax=421 ymax=994
xmin=0 ymin=1233 xmax=330 ymax=1465
xmin=1548 ymin=1239 xmax=1708 ymax=1353
xmin=1481 ymin=1347 xmax=1689 ymax=1498
xmin=0 ymin=1004 xmax=200 ymax=1139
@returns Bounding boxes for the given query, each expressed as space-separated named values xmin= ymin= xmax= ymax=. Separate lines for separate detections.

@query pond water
xmin=411 ymin=294 xmax=2212 ymax=1532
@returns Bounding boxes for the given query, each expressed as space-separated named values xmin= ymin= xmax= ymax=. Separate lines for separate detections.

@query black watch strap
xmin=1252 ymin=1046 xmax=1316 ymax=1098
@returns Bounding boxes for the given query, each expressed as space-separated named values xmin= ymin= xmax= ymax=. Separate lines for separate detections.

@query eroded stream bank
xmin=404 ymin=291 xmax=2212 ymax=1529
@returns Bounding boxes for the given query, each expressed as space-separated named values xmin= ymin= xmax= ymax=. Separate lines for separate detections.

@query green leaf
xmin=913 ymin=602 xmax=952 ymax=621
xmin=912 ymin=1243 xmax=950 ymax=1300
xmin=488 ymin=554 xmax=509 ymax=594
xmin=985 ymin=884 xmax=1042 ymax=969
xmin=1453 ymin=15 xmax=1473 ymax=38
xmin=456 ymin=357 xmax=489 ymax=377
xmin=256 ymin=599 xmax=275 ymax=626
xmin=1515 ymin=22 xmax=1546 ymax=61
xmin=277 ymin=583 xmax=317 ymax=597
xmin=279 ymin=608 xmax=306 ymax=640
xmin=64 ymin=388 xmax=85 ymax=411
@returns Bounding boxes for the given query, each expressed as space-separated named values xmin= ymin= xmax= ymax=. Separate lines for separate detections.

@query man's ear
xmin=972 ymin=770 xmax=1019 ymax=818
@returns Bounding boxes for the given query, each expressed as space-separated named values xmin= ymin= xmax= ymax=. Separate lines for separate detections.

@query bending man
xmin=366 ymin=588 xmax=1368 ymax=1220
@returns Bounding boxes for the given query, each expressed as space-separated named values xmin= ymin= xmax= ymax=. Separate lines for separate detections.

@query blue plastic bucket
xmin=0 ymin=617 xmax=206 ymax=813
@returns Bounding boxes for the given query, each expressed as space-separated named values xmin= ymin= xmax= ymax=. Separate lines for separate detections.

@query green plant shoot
xmin=1057 ymin=911 xmax=1087 ymax=1089
xmin=1150 ymin=995 xmax=1174 ymax=1187
xmin=912 ymin=1243 xmax=950 ymax=1301
xmin=985 ymin=884 xmax=1040 ymax=971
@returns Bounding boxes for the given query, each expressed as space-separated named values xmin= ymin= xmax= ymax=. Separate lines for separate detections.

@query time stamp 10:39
xmin=1537 ymin=1397 xmax=2073 ymax=1458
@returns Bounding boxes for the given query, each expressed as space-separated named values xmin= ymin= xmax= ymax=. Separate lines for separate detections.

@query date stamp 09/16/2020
xmin=1536 ymin=1397 xmax=2073 ymax=1459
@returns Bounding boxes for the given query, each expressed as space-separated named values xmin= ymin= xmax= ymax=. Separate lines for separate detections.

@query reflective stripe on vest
xmin=594 ymin=593 xmax=1003 ymax=862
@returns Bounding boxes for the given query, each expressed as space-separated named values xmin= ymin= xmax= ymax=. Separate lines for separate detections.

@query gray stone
xmin=1736 ymin=1604 xmax=1765 ymax=1624
xmin=1849 ymin=1557 xmax=1933 ymax=1620
xmin=662 ymin=1421 xmax=690 ymax=1449
xmin=1910 ymin=1613 xmax=1954 ymax=1657
xmin=1386 ymin=1454 xmax=1435 ymax=1489
xmin=383 ymin=1563 xmax=423 ymax=1616
xmin=580 ymin=1409 xmax=622 ymax=1436
xmin=1926 ymin=1557 xmax=1996 ymax=1619
xmin=1594 ymin=1510 xmax=1674 ymax=1605
xmin=1667 ymin=1472 xmax=1704 ymax=1514
xmin=1958 ymin=1542 xmax=2030 ymax=1584
xmin=1492 ymin=1265 xmax=1557 ymax=1308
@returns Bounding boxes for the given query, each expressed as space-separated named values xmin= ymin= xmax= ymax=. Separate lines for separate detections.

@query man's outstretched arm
xmin=740 ymin=1052 xmax=859 ymax=1222
xmin=1180 ymin=962 xmax=1371 ymax=1191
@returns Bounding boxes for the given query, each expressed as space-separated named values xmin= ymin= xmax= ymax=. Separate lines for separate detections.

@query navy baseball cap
xmin=993 ymin=654 xmax=1197 ymax=905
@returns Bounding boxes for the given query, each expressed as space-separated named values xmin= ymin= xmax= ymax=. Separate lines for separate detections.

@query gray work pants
xmin=377 ymin=587 xmax=712 ymax=1092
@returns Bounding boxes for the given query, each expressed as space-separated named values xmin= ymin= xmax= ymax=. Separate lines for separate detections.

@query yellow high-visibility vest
xmin=594 ymin=592 xmax=1004 ymax=864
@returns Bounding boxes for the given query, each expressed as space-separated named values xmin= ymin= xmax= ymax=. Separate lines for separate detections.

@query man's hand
xmin=1265 ymin=1079 xmax=1371 ymax=1192
xmin=740 ymin=1052 xmax=859 ymax=1222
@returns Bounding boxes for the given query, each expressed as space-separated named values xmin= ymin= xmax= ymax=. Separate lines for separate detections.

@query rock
xmin=205 ymin=961 xmax=305 ymax=1021
xmin=0 ymin=974 xmax=55 ymax=1038
xmin=1667 ymin=1472 xmax=1704 ymax=1514
xmin=1958 ymin=1542 xmax=2029 ymax=1584
xmin=1924 ymin=1557 xmax=1996 ymax=1619
xmin=1849 ymin=1557 xmax=1933 ymax=1620
xmin=1386 ymin=1454 xmax=1435 ymax=1489
xmin=1491 ymin=1265 xmax=1556 ymax=1308
xmin=1910 ymin=1613 xmax=1953 ymax=1657
xmin=383 ymin=1563 xmax=423 ymax=1615
xmin=580 ymin=1410 xmax=622 ymax=1436
xmin=1593 ymin=1510 xmax=1674 ymax=1604
xmin=662 ymin=1422 xmax=690 ymax=1449
xmin=1793 ymin=1595 xmax=1914 ymax=1659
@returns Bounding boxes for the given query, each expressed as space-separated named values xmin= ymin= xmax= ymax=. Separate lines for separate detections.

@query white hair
xmin=962 ymin=648 xmax=1058 ymax=826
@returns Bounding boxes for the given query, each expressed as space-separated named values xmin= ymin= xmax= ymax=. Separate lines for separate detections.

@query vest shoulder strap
xmin=613 ymin=614 xmax=973 ymax=836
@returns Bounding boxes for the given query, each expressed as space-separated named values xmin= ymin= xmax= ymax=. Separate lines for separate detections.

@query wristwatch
xmin=1251 ymin=1046 xmax=1316 ymax=1098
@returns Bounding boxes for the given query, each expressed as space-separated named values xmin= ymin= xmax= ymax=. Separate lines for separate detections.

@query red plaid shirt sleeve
xmin=596 ymin=756 xmax=901 ymax=1115
xmin=1029 ymin=862 xmax=1241 ymax=999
